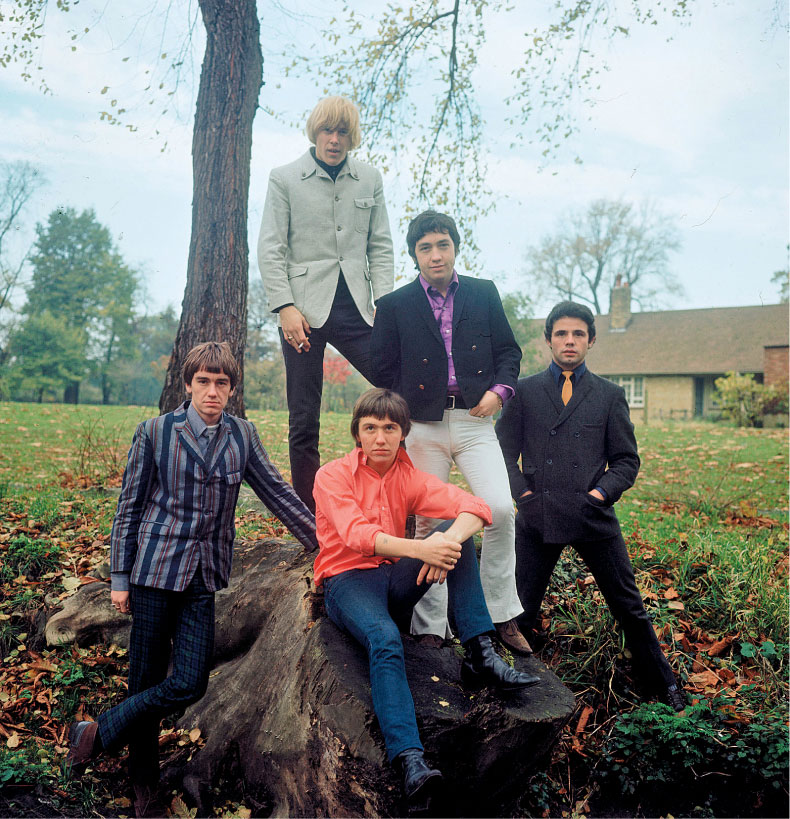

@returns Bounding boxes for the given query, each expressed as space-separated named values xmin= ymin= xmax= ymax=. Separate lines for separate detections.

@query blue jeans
xmin=323 ymin=523 xmax=494 ymax=761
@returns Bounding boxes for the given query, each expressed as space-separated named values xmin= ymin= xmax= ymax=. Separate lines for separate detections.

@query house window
xmin=607 ymin=375 xmax=645 ymax=408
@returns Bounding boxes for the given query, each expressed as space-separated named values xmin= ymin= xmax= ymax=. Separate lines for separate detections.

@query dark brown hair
xmin=182 ymin=341 xmax=241 ymax=389
xmin=350 ymin=388 xmax=411 ymax=445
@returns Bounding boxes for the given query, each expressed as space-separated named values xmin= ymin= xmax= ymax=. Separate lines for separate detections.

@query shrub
xmin=714 ymin=371 xmax=787 ymax=427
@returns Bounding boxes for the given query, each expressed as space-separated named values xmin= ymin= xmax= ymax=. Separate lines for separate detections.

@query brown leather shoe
xmin=495 ymin=619 xmax=534 ymax=656
xmin=66 ymin=720 xmax=98 ymax=774
xmin=414 ymin=633 xmax=444 ymax=649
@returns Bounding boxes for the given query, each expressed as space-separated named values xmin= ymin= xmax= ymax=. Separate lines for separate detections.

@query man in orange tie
xmin=495 ymin=301 xmax=685 ymax=712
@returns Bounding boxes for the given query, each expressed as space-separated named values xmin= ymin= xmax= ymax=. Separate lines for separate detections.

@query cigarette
xmin=297 ymin=342 xmax=304 ymax=350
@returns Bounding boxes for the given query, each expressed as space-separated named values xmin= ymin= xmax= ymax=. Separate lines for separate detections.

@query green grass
xmin=1 ymin=403 xmax=787 ymax=816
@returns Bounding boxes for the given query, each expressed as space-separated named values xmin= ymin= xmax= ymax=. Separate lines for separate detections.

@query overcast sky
xmin=0 ymin=0 xmax=787 ymax=319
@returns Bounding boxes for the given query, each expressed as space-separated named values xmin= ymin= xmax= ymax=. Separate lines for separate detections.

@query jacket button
xmin=471 ymin=345 xmax=477 ymax=351
xmin=550 ymin=430 xmax=557 ymax=436
xmin=335 ymin=195 xmax=340 ymax=201
xmin=574 ymin=432 xmax=580 ymax=438
xmin=546 ymin=459 xmax=552 ymax=465
xmin=418 ymin=384 xmax=425 ymax=390
xmin=477 ymin=369 xmax=483 ymax=374
xmin=336 ymin=225 xmax=342 ymax=231
xmin=543 ymin=489 xmax=549 ymax=494
xmin=573 ymin=463 xmax=578 ymax=468
xmin=339 ymin=256 xmax=344 ymax=261
xmin=422 ymin=359 xmax=428 ymax=364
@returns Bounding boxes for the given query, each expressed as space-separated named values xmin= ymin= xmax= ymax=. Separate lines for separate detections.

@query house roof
xmin=527 ymin=303 xmax=789 ymax=376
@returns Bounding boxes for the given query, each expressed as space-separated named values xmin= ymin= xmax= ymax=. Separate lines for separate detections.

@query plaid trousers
xmin=97 ymin=571 xmax=214 ymax=785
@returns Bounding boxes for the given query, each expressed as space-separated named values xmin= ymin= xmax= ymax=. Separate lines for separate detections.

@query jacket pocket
xmin=354 ymin=197 xmax=375 ymax=233
xmin=285 ymin=264 xmax=308 ymax=305
xmin=224 ymin=471 xmax=243 ymax=485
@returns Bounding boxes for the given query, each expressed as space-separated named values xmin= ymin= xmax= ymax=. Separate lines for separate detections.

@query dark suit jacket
xmin=495 ymin=367 xmax=640 ymax=543
xmin=370 ymin=275 xmax=521 ymax=421
xmin=110 ymin=402 xmax=317 ymax=593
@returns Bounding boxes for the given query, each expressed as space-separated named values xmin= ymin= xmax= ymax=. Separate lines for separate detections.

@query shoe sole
xmin=461 ymin=667 xmax=541 ymax=692
xmin=407 ymin=771 xmax=443 ymax=815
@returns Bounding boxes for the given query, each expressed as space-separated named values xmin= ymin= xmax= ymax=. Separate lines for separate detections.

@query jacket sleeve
xmin=110 ymin=422 xmax=156 ymax=591
xmin=244 ymin=423 xmax=319 ymax=551
xmin=257 ymin=167 xmax=294 ymax=313
xmin=597 ymin=386 xmax=640 ymax=504
xmin=486 ymin=280 xmax=521 ymax=391
xmin=370 ymin=295 xmax=401 ymax=389
xmin=366 ymin=169 xmax=395 ymax=303
xmin=495 ymin=387 xmax=530 ymax=499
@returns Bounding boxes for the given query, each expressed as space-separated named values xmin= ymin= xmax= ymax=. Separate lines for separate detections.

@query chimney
xmin=609 ymin=275 xmax=631 ymax=332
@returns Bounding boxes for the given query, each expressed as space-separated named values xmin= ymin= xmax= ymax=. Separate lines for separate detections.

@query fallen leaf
xmin=6 ymin=733 xmax=20 ymax=749
xmin=438 ymin=700 xmax=449 ymax=707
xmin=663 ymin=588 xmax=680 ymax=600
xmin=62 ymin=576 xmax=81 ymax=592
xmin=667 ymin=600 xmax=685 ymax=611
xmin=189 ymin=727 xmax=201 ymax=742
xmin=707 ymin=636 xmax=734 ymax=657
xmin=431 ymin=675 xmax=439 ymax=682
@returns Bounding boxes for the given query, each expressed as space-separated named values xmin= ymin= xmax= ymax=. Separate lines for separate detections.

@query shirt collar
xmin=351 ymin=445 xmax=414 ymax=475
xmin=419 ymin=270 xmax=459 ymax=299
xmin=186 ymin=401 xmax=209 ymax=438
xmin=550 ymin=360 xmax=587 ymax=385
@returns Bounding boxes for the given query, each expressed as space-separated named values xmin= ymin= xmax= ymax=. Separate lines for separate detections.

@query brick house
xmin=526 ymin=281 xmax=789 ymax=423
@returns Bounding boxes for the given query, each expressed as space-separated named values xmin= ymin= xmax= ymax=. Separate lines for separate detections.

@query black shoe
xmin=461 ymin=634 xmax=540 ymax=691
xmin=662 ymin=684 xmax=687 ymax=713
xmin=395 ymin=748 xmax=442 ymax=812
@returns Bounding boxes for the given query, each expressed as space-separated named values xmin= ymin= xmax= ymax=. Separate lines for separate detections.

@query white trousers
xmin=406 ymin=409 xmax=523 ymax=636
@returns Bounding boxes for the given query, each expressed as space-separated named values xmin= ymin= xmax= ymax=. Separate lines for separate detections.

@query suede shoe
xmin=66 ymin=720 xmax=98 ymax=774
xmin=663 ymin=684 xmax=687 ymax=713
xmin=461 ymin=634 xmax=540 ymax=691
xmin=395 ymin=748 xmax=442 ymax=813
xmin=495 ymin=619 xmax=534 ymax=656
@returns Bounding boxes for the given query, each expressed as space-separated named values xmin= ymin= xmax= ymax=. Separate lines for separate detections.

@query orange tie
xmin=561 ymin=371 xmax=573 ymax=405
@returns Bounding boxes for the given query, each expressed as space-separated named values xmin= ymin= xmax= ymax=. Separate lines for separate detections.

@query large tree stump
xmin=46 ymin=539 xmax=575 ymax=817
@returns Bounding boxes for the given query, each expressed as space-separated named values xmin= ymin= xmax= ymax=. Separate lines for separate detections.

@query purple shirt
xmin=419 ymin=272 xmax=513 ymax=405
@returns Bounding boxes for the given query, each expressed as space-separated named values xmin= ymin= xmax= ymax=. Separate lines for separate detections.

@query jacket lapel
xmin=540 ymin=369 xmax=563 ymax=415
xmin=175 ymin=417 xmax=206 ymax=471
xmin=555 ymin=377 xmax=592 ymax=426
xmin=451 ymin=280 xmax=468 ymax=329
xmin=408 ymin=278 xmax=443 ymax=344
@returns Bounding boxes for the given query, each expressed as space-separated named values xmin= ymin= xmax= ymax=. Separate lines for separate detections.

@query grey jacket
xmin=257 ymin=150 xmax=394 ymax=328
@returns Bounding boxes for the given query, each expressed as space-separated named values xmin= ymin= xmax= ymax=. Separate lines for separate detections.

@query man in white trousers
xmin=370 ymin=210 xmax=531 ymax=654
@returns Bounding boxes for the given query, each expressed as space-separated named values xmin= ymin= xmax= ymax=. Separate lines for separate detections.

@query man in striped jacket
xmin=66 ymin=341 xmax=317 ymax=817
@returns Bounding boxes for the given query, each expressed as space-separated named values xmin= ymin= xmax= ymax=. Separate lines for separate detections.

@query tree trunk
xmin=46 ymin=540 xmax=575 ymax=817
xmin=159 ymin=0 xmax=262 ymax=417
xmin=63 ymin=381 xmax=79 ymax=404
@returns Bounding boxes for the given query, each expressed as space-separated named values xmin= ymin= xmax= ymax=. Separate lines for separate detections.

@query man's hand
xmin=417 ymin=563 xmax=449 ymax=585
xmin=280 ymin=305 xmax=312 ymax=353
xmin=111 ymin=590 xmax=131 ymax=615
xmin=416 ymin=531 xmax=463 ymax=581
xmin=588 ymin=488 xmax=605 ymax=501
xmin=469 ymin=390 xmax=501 ymax=418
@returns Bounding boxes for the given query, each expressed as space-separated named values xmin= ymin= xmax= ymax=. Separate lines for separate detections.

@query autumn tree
xmin=524 ymin=198 xmax=683 ymax=314
xmin=24 ymin=207 xmax=139 ymax=404
xmin=292 ymin=1 xmax=700 ymax=259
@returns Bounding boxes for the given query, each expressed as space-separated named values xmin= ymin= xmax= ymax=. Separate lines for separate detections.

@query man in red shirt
xmin=314 ymin=388 xmax=539 ymax=812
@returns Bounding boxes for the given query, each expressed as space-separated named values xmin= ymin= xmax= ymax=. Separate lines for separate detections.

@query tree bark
xmin=46 ymin=540 xmax=576 ymax=817
xmin=159 ymin=0 xmax=262 ymax=417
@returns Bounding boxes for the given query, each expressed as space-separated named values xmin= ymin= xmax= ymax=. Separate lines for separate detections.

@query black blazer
xmin=370 ymin=275 xmax=521 ymax=421
xmin=495 ymin=367 xmax=640 ymax=543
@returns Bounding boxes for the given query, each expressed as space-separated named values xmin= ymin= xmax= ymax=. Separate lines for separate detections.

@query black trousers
xmin=280 ymin=274 xmax=374 ymax=513
xmin=515 ymin=523 xmax=676 ymax=692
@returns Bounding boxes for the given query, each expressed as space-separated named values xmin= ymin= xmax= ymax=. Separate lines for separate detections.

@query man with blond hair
xmin=258 ymin=95 xmax=394 ymax=513
xmin=66 ymin=342 xmax=317 ymax=817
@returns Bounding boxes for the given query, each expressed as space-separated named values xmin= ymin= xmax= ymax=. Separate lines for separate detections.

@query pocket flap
xmin=354 ymin=197 xmax=375 ymax=209
xmin=225 ymin=471 xmax=243 ymax=485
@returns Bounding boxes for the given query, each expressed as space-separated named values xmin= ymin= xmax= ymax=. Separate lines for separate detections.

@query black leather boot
xmin=394 ymin=748 xmax=442 ymax=812
xmin=461 ymin=634 xmax=541 ymax=691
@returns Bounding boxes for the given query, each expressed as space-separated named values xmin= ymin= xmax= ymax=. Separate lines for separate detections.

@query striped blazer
xmin=110 ymin=402 xmax=317 ymax=592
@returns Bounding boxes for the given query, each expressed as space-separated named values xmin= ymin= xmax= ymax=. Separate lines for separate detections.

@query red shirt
xmin=313 ymin=447 xmax=492 ymax=587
